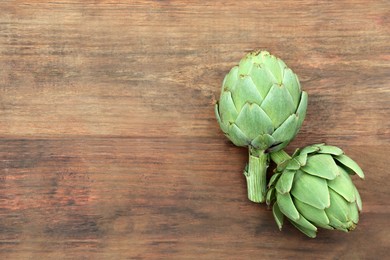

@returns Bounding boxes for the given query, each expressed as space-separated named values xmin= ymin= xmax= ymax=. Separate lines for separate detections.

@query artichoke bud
xmin=267 ymin=144 xmax=364 ymax=238
xmin=215 ymin=50 xmax=308 ymax=152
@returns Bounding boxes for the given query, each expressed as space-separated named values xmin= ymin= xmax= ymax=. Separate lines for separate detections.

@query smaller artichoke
xmin=266 ymin=144 xmax=364 ymax=238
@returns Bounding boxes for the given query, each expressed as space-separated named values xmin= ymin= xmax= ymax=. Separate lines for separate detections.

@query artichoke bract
xmin=215 ymin=50 xmax=308 ymax=203
xmin=266 ymin=144 xmax=364 ymax=238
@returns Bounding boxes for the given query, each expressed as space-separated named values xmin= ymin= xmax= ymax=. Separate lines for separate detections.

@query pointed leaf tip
xmin=268 ymin=172 xmax=281 ymax=188
xmin=299 ymin=145 xmax=320 ymax=156
xmin=354 ymin=186 xmax=363 ymax=211
xmin=271 ymin=114 xmax=299 ymax=145
xmin=290 ymin=221 xmax=317 ymax=238
xmin=327 ymin=168 xmax=356 ymax=203
xmin=296 ymin=153 xmax=308 ymax=166
xmin=235 ymin=103 xmax=274 ymax=140
xmin=227 ymin=123 xmax=250 ymax=147
xmin=294 ymin=198 xmax=330 ymax=228
xmin=292 ymin=213 xmax=318 ymax=233
xmin=286 ymin=159 xmax=301 ymax=170
xmin=334 ymin=154 xmax=365 ymax=179
xmin=261 ymin=83 xmax=296 ymax=128
xmin=273 ymin=203 xmax=284 ymax=230
xmin=276 ymin=192 xmax=300 ymax=221
xmin=266 ymin=187 xmax=276 ymax=205
xmin=295 ymin=91 xmax=308 ymax=130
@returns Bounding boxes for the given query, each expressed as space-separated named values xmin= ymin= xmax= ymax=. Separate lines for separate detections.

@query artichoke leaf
xmin=325 ymin=189 xmax=350 ymax=223
xmin=268 ymin=172 xmax=281 ymax=188
xmin=232 ymin=76 xmax=263 ymax=111
xmin=238 ymin=55 xmax=254 ymax=75
xmin=354 ymin=185 xmax=363 ymax=211
xmin=296 ymin=152 xmax=308 ymax=166
xmin=301 ymin=154 xmax=339 ymax=180
xmin=291 ymin=170 xmax=330 ymax=209
xmin=266 ymin=187 xmax=276 ymax=205
xmin=327 ymin=167 xmax=356 ymax=203
xmin=261 ymin=84 xmax=296 ymax=128
xmin=271 ymin=114 xmax=298 ymax=144
xmin=249 ymin=65 xmax=274 ymax=100
xmin=282 ymin=67 xmax=301 ymax=108
xmin=292 ymin=213 xmax=318 ymax=233
xmin=348 ymin=202 xmax=359 ymax=224
xmin=290 ymin=221 xmax=317 ymax=238
xmin=275 ymin=170 xmax=295 ymax=194
xmin=327 ymin=215 xmax=349 ymax=232
xmin=286 ymin=158 xmax=301 ymax=170
xmin=294 ymin=198 xmax=330 ymax=228
xmin=277 ymin=58 xmax=288 ymax=75
xmin=215 ymin=103 xmax=228 ymax=133
xmin=266 ymin=141 xmax=289 ymax=153
xmin=222 ymin=66 xmax=239 ymax=92
xmin=272 ymin=202 xmax=284 ymax=230
xmin=299 ymin=144 xmax=320 ymax=156
xmin=276 ymin=192 xmax=300 ymax=221
xmin=294 ymin=91 xmax=308 ymax=131
xmin=262 ymin=53 xmax=283 ymax=83
xmin=276 ymin=159 xmax=290 ymax=172
xmin=235 ymin=103 xmax=274 ymax=140
xmin=227 ymin=123 xmax=250 ymax=147
xmin=217 ymin=91 xmax=238 ymax=125
xmin=251 ymin=134 xmax=275 ymax=151
xmin=334 ymin=154 xmax=365 ymax=179
xmin=318 ymin=145 xmax=344 ymax=156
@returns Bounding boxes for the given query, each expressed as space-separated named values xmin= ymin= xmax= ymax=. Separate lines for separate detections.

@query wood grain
xmin=0 ymin=1 xmax=389 ymax=259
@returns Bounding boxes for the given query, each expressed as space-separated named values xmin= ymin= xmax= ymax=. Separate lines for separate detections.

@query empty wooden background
xmin=0 ymin=1 xmax=389 ymax=259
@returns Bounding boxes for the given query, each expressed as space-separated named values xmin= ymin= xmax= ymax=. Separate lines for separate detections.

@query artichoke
xmin=266 ymin=144 xmax=364 ymax=238
xmin=215 ymin=50 xmax=308 ymax=202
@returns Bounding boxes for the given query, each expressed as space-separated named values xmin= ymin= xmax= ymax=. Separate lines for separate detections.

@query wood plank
xmin=0 ymin=0 xmax=388 ymax=144
xmin=0 ymin=139 xmax=388 ymax=259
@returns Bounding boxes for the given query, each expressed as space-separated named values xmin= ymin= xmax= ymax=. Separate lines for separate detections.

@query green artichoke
xmin=266 ymin=144 xmax=364 ymax=238
xmin=215 ymin=50 xmax=308 ymax=203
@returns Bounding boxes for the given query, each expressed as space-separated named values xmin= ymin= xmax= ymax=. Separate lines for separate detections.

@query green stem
xmin=244 ymin=148 xmax=269 ymax=203
xmin=270 ymin=150 xmax=291 ymax=165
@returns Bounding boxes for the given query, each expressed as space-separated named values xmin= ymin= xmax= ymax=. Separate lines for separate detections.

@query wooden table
xmin=1 ymin=1 xmax=389 ymax=259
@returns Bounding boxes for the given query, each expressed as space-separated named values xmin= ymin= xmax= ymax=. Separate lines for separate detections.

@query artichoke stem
xmin=270 ymin=150 xmax=291 ymax=165
xmin=244 ymin=148 xmax=269 ymax=203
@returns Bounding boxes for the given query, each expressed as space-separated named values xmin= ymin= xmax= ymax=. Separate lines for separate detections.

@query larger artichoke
xmin=266 ymin=144 xmax=364 ymax=238
xmin=215 ymin=50 xmax=308 ymax=202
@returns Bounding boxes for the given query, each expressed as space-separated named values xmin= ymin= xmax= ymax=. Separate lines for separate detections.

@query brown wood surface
xmin=0 ymin=1 xmax=389 ymax=259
